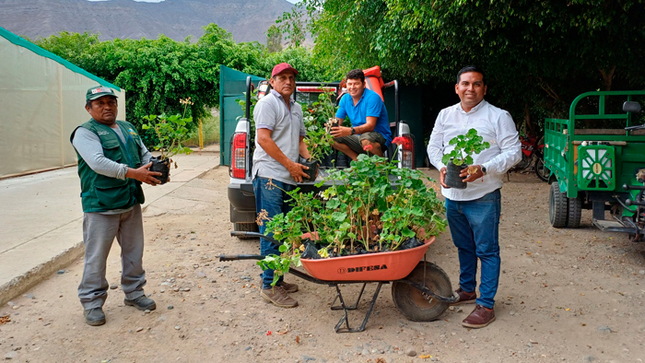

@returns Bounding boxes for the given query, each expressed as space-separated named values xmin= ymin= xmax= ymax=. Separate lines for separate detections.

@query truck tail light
xmin=398 ymin=134 xmax=415 ymax=169
xmin=230 ymin=132 xmax=247 ymax=179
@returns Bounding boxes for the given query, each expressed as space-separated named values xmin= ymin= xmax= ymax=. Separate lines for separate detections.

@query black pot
xmin=301 ymin=158 xmax=320 ymax=181
xmin=399 ymin=237 xmax=423 ymax=251
xmin=329 ymin=119 xmax=340 ymax=132
xmin=150 ymin=156 xmax=170 ymax=184
xmin=445 ymin=160 xmax=467 ymax=189
xmin=335 ymin=152 xmax=350 ymax=168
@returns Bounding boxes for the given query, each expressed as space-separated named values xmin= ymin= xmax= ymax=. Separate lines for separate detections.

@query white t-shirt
xmin=427 ymin=100 xmax=522 ymax=201
xmin=252 ymin=90 xmax=306 ymax=185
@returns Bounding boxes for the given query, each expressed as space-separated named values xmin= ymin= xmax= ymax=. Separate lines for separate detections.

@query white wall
xmin=0 ymin=36 xmax=126 ymax=178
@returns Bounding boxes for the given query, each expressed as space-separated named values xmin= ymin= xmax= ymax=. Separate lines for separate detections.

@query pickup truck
xmin=227 ymin=73 xmax=416 ymax=238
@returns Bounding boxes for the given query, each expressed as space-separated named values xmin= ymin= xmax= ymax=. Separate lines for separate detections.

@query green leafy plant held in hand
xmin=303 ymin=88 xmax=337 ymax=162
xmin=141 ymin=98 xmax=194 ymax=160
xmin=441 ymin=128 xmax=490 ymax=166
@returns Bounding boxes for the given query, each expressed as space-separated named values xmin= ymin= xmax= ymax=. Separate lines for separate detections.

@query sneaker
xmin=451 ymin=287 xmax=477 ymax=305
xmin=84 ymin=307 xmax=106 ymax=326
xmin=260 ymin=286 xmax=298 ymax=308
xmin=462 ymin=304 xmax=496 ymax=329
xmin=279 ymin=281 xmax=299 ymax=293
xmin=124 ymin=296 xmax=157 ymax=311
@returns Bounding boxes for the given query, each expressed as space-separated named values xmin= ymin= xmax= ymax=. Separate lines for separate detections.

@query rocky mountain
xmin=0 ymin=0 xmax=294 ymax=43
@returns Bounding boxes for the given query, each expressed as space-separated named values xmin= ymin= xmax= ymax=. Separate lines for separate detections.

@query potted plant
xmin=301 ymin=89 xmax=338 ymax=180
xmin=257 ymin=153 xmax=447 ymax=285
xmin=440 ymin=128 xmax=490 ymax=189
xmin=141 ymin=98 xmax=194 ymax=184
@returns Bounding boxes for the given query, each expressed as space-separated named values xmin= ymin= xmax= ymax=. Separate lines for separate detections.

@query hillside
xmin=0 ymin=0 xmax=294 ymax=43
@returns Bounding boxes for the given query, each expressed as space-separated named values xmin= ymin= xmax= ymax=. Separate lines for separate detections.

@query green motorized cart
xmin=544 ymin=90 xmax=645 ymax=241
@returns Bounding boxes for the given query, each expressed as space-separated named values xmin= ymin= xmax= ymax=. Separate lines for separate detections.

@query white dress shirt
xmin=427 ymin=100 xmax=521 ymax=201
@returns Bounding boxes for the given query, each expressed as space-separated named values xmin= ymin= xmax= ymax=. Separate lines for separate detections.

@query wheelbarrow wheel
xmin=391 ymin=261 xmax=452 ymax=322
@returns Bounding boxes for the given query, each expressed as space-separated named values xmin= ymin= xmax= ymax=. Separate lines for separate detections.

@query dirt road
xmin=1 ymin=167 xmax=644 ymax=363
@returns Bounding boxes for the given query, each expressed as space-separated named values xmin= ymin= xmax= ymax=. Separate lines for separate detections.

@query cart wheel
xmin=391 ymin=262 xmax=452 ymax=322
xmin=567 ymin=196 xmax=582 ymax=228
xmin=549 ymin=182 xmax=569 ymax=228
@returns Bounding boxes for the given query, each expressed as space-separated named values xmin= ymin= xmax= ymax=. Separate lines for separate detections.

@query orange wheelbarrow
xmin=220 ymin=231 xmax=457 ymax=333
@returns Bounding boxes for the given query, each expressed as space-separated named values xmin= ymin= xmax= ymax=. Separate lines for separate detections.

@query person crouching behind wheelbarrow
xmin=252 ymin=62 xmax=315 ymax=308
xmin=427 ymin=65 xmax=521 ymax=328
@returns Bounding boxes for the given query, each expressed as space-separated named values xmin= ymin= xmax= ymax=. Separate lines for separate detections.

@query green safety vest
xmin=71 ymin=119 xmax=145 ymax=213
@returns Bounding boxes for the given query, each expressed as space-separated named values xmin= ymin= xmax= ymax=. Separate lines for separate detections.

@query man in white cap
xmin=71 ymin=86 xmax=162 ymax=326
xmin=253 ymin=63 xmax=312 ymax=308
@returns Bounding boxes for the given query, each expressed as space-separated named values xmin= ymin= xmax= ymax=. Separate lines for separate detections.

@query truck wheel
xmin=567 ymin=196 xmax=582 ymax=228
xmin=549 ymin=182 xmax=569 ymax=228
xmin=234 ymin=222 xmax=259 ymax=239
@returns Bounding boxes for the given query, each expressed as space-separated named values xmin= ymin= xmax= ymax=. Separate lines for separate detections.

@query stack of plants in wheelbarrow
xmin=258 ymin=153 xmax=447 ymax=285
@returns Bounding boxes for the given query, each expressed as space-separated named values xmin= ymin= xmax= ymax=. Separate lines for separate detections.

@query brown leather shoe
xmin=260 ymin=286 xmax=298 ymax=308
xmin=451 ymin=287 xmax=477 ymax=305
xmin=462 ymin=304 xmax=496 ymax=328
xmin=279 ymin=281 xmax=299 ymax=293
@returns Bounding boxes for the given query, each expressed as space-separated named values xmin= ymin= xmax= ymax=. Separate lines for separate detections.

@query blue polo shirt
xmin=336 ymin=88 xmax=392 ymax=147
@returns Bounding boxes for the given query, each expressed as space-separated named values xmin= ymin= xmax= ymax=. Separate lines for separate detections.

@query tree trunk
xmin=599 ymin=66 xmax=616 ymax=91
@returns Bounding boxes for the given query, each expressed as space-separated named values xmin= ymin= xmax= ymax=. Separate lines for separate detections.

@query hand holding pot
xmin=439 ymin=167 xmax=449 ymax=188
xmin=460 ymin=165 xmax=484 ymax=182
xmin=330 ymin=126 xmax=351 ymax=138
xmin=126 ymin=162 xmax=163 ymax=186
xmin=287 ymin=160 xmax=309 ymax=183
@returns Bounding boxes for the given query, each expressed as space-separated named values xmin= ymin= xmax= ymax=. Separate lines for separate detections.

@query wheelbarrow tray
xmin=300 ymin=237 xmax=435 ymax=282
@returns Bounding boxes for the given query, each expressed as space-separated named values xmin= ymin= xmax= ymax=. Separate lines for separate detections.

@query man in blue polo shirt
xmin=331 ymin=69 xmax=392 ymax=160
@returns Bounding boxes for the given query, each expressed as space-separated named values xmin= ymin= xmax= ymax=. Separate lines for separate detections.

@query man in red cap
xmin=252 ymin=63 xmax=312 ymax=308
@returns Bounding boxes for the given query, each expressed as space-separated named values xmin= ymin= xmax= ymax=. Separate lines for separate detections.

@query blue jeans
xmin=445 ymin=189 xmax=501 ymax=309
xmin=253 ymin=177 xmax=296 ymax=289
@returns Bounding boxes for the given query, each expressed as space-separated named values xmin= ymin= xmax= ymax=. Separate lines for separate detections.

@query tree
xmin=30 ymin=31 xmax=99 ymax=67
xmin=276 ymin=6 xmax=307 ymax=48
xmin=267 ymin=25 xmax=283 ymax=53
xmin=303 ymin=0 xmax=645 ymax=125
xmin=32 ymin=24 xmax=329 ymax=147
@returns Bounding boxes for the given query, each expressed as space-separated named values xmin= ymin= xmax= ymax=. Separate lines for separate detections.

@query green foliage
xmin=302 ymin=0 xmax=645 ymax=126
xmin=184 ymin=113 xmax=220 ymax=147
xmin=275 ymin=6 xmax=307 ymax=48
xmin=303 ymin=90 xmax=338 ymax=161
xmin=257 ymin=154 xmax=447 ymax=285
xmin=266 ymin=25 xmax=283 ymax=53
xmin=32 ymin=24 xmax=333 ymax=149
xmin=441 ymin=128 xmax=490 ymax=166
xmin=141 ymin=101 xmax=194 ymax=160
xmin=30 ymin=31 xmax=99 ymax=65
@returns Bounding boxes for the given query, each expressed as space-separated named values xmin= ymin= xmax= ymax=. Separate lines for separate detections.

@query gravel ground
xmin=1 ymin=167 xmax=644 ymax=363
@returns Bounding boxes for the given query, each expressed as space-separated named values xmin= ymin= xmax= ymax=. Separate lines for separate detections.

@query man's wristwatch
xmin=350 ymin=127 xmax=356 ymax=135
xmin=481 ymin=165 xmax=487 ymax=175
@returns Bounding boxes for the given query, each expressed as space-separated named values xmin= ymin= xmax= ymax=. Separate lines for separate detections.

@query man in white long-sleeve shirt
xmin=427 ymin=66 xmax=521 ymax=329
xmin=71 ymin=86 xmax=162 ymax=326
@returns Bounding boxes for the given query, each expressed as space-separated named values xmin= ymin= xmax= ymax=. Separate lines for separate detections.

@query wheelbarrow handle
xmin=230 ymin=231 xmax=282 ymax=246
xmin=219 ymin=254 xmax=264 ymax=262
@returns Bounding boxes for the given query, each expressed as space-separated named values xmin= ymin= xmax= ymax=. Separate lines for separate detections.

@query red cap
xmin=271 ymin=62 xmax=298 ymax=78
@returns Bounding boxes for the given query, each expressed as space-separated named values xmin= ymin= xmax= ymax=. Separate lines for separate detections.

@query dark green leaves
xmin=441 ymin=128 xmax=490 ymax=165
